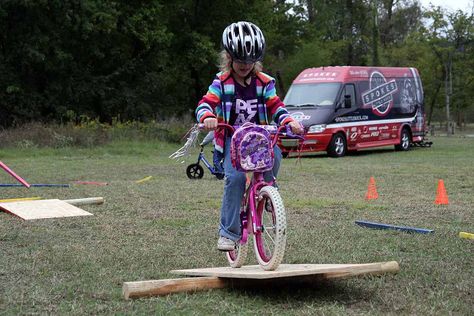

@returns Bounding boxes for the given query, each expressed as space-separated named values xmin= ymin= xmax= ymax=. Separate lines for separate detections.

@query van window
xmin=397 ymin=78 xmax=417 ymax=113
xmin=340 ymin=84 xmax=356 ymax=108
xmin=284 ymin=83 xmax=341 ymax=108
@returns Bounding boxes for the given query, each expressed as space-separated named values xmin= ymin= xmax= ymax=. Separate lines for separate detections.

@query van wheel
xmin=395 ymin=128 xmax=411 ymax=151
xmin=327 ymin=133 xmax=347 ymax=158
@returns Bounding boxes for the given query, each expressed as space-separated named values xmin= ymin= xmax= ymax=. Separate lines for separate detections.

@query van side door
xmin=337 ymin=84 xmax=360 ymax=146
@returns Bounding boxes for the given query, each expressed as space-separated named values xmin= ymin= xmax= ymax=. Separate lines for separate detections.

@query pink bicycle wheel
xmin=253 ymin=186 xmax=286 ymax=271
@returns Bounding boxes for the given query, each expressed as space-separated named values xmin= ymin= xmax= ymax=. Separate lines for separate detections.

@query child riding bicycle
xmin=195 ymin=21 xmax=303 ymax=251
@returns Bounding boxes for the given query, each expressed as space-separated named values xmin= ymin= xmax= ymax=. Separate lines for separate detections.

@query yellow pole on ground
xmin=459 ymin=232 xmax=474 ymax=240
xmin=0 ymin=197 xmax=41 ymax=203
xmin=135 ymin=176 xmax=153 ymax=184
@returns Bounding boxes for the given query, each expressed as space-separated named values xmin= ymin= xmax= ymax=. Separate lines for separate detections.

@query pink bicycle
xmin=203 ymin=122 xmax=302 ymax=271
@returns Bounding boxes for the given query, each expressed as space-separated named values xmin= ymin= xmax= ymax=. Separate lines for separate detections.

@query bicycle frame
xmin=196 ymin=147 xmax=217 ymax=175
xmin=200 ymin=122 xmax=303 ymax=269
xmin=232 ymin=124 xmax=287 ymax=245
xmin=239 ymin=170 xmax=272 ymax=244
xmin=185 ymin=140 xmax=225 ymax=180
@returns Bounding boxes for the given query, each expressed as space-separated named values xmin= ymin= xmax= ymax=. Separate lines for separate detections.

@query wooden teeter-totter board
xmin=170 ymin=262 xmax=399 ymax=279
xmin=123 ymin=261 xmax=399 ymax=299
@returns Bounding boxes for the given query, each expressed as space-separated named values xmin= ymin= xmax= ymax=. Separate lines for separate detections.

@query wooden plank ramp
xmin=123 ymin=261 xmax=399 ymax=299
xmin=0 ymin=199 xmax=94 ymax=220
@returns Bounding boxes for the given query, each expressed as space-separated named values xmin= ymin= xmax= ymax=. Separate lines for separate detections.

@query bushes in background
xmin=0 ymin=116 xmax=193 ymax=148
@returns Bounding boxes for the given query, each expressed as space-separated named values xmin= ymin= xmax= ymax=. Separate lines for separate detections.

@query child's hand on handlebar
xmin=203 ymin=117 xmax=218 ymax=130
xmin=287 ymin=120 xmax=304 ymax=135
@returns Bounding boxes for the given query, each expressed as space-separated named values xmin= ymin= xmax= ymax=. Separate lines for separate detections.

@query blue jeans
xmin=219 ymin=137 xmax=282 ymax=241
xmin=212 ymin=149 xmax=224 ymax=174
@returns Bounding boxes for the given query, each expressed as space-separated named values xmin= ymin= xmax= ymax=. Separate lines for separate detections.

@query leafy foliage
xmin=0 ymin=0 xmax=473 ymax=127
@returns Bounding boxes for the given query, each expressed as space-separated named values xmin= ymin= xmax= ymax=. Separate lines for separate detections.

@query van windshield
xmin=284 ymin=83 xmax=341 ymax=108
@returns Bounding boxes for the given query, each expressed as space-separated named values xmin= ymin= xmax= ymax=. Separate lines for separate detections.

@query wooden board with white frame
xmin=0 ymin=199 xmax=93 ymax=220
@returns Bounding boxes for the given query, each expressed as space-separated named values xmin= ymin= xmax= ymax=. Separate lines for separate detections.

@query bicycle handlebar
xmin=197 ymin=123 xmax=235 ymax=134
xmin=198 ymin=122 xmax=304 ymax=148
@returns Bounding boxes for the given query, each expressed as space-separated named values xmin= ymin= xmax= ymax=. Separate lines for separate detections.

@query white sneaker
xmin=217 ymin=236 xmax=235 ymax=251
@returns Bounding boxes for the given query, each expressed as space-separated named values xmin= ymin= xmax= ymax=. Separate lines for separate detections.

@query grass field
xmin=0 ymin=136 xmax=473 ymax=315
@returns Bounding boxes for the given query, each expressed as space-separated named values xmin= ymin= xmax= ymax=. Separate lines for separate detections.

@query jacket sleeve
xmin=195 ymin=76 xmax=221 ymax=123
xmin=264 ymin=79 xmax=294 ymax=126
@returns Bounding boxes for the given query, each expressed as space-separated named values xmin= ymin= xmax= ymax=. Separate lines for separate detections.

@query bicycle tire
xmin=253 ymin=185 xmax=286 ymax=271
xmin=226 ymin=242 xmax=248 ymax=268
xmin=186 ymin=163 xmax=204 ymax=179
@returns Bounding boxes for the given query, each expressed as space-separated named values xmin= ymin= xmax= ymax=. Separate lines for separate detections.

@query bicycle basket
xmin=230 ymin=123 xmax=274 ymax=172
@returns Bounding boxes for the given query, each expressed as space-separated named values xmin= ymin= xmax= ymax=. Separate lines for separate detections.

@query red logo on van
xmin=362 ymin=71 xmax=398 ymax=116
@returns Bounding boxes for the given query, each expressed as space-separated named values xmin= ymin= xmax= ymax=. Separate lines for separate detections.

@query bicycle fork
xmin=250 ymin=174 xmax=267 ymax=233
xmin=239 ymin=172 xmax=268 ymax=245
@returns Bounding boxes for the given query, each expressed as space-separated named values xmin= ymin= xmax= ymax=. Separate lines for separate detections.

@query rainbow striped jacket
xmin=195 ymin=71 xmax=293 ymax=152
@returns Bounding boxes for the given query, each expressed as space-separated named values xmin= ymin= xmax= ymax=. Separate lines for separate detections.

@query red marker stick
xmin=0 ymin=161 xmax=31 ymax=188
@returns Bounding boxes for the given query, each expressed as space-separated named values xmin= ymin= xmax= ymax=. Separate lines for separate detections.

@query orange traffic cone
xmin=365 ymin=176 xmax=379 ymax=200
xmin=435 ymin=179 xmax=449 ymax=205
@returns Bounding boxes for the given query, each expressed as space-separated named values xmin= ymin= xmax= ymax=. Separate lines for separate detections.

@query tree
xmin=0 ymin=0 xmax=472 ymax=128
xmin=0 ymin=0 xmax=172 ymax=125
xmin=422 ymin=5 xmax=474 ymax=132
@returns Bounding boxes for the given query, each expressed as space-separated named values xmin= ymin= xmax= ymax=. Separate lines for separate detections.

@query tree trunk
xmin=427 ymin=81 xmax=441 ymax=127
xmin=346 ymin=0 xmax=354 ymax=65
xmin=457 ymin=111 xmax=464 ymax=130
xmin=306 ymin=0 xmax=315 ymax=23
xmin=372 ymin=0 xmax=380 ymax=65
xmin=276 ymin=71 xmax=286 ymax=97
xmin=381 ymin=0 xmax=394 ymax=47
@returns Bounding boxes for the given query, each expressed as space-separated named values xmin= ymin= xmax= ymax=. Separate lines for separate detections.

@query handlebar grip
xmin=285 ymin=124 xmax=305 ymax=140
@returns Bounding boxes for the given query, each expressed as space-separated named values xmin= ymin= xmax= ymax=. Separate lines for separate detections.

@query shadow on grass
xmin=285 ymin=147 xmax=429 ymax=159
xmin=226 ymin=277 xmax=369 ymax=304
xmin=284 ymin=148 xmax=395 ymax=159
xmin=348 ymin=146 xmax=433 ymax=157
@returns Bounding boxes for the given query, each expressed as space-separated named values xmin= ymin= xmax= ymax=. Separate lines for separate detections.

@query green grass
xmin=0 ymin=137 xmax=473 ymax=315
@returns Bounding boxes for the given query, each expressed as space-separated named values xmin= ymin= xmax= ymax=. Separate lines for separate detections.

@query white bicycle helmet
xmin=222 ymin=21 xmax=265 ymax=64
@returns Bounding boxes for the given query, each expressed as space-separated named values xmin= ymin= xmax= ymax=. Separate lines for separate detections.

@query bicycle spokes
xmin=262 ymin=223 xmax=276 ymax=244
xmin=258 ymin=200 xmax=277 ymax=259
xmin=253 ymin=186 xmax=286 ymax=270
